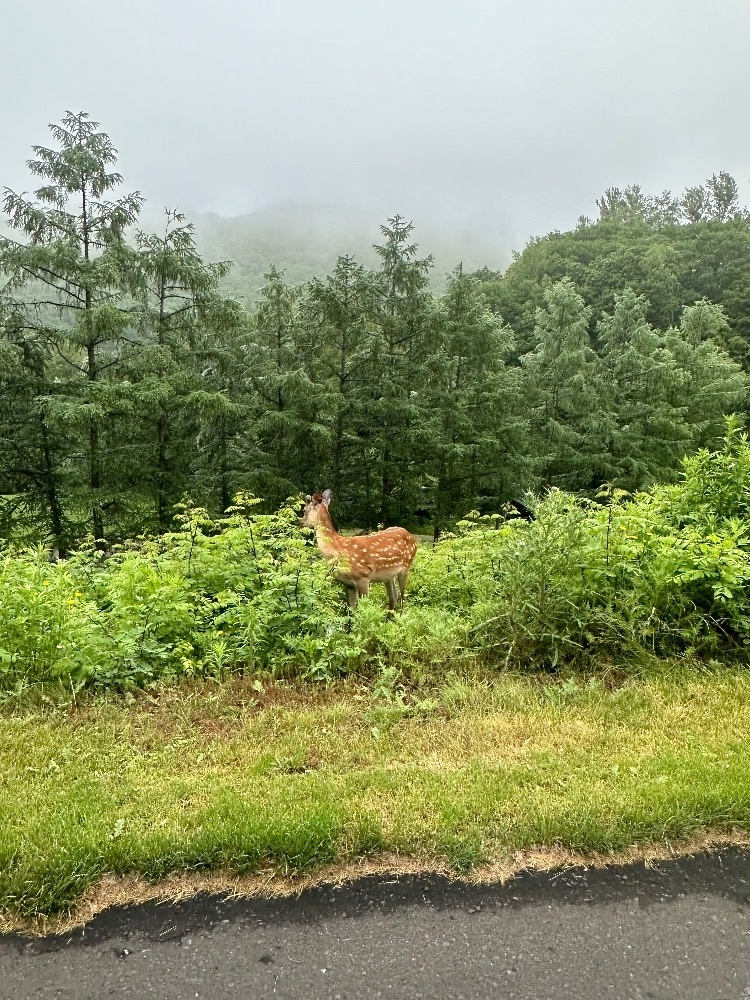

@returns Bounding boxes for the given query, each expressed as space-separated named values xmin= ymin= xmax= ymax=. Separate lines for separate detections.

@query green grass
xmin=1 ymin=665 xmax=750 ymax=923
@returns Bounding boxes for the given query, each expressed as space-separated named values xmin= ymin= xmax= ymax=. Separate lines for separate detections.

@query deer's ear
xmin=322 ymin=489 xmax=333 ymax=505
xmin=305 ymin=494 xmax=312 ymax=502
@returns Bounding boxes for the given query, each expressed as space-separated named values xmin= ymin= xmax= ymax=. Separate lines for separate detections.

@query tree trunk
xmin=83 ymin=187 xmax=104 ymax=544
xmin=433 ymin=457 xmax=447 ymax=544
xmin=220 ymin=417 xmax=230 ymax=514
xmin=40 ymin=416 xmax=65 ymax=554
xmin=86 ymin=335 xmax=104 ymax=543
xmin=379 ymin=449 xmax=392 ymax=527
xmin=332 ymin=410 xmax=344 ymax=498
xmin=157 ymin=411 xmax=168 ymax=529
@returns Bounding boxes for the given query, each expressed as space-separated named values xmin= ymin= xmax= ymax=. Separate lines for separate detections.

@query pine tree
xmin=0 ymin=309 xmax=68 ymax=546
xmin=240 ymin=266 xmax=326 ymax=507
xmin=597 ymin=288 xmax=689 ymax=488
xmin=187 ymin=317 xmax=248 ymax=516
xmin=425 ymin=265 xmax=527 ymax=532
xmin=667 ymin=300 xmax=746 ymax=449
xmin=0 ymin=111 xmax=143 ymax=542
xmin=369 ymin=217 xmax=435 ymax=526
xmin=301 ymin=255 xmax=380 ymax=521
xmin=522 ymin=278 xmax=610 ymax=490
xmin=127 ymin=209 xmax=241 ymax=527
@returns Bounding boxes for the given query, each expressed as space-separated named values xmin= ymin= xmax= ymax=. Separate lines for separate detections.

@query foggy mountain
xmin=188 ymin=202 xmax=515 ymax=303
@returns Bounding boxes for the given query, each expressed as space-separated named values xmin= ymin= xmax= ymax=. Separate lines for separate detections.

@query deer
xmin=300 ymin=489 xmax=418 ymax=612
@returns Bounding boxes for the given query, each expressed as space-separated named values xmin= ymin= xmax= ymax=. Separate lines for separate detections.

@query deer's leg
xmin=356 ymin=579 xmax=370 ymax=600
xmin=345 ymin=585 xmax=358 ymax=609
xmin=385 ymin=579 xmax=398 ymax=614
xmin=396 ymin=570 xmax=408 ymax=607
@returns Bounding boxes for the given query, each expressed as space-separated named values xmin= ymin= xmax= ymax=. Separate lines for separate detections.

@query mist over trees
xmin=0 ymin=113 xmax=748 ymax=548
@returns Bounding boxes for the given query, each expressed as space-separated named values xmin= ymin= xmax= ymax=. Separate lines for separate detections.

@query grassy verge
xmin=2 ymin=665 xmax=750 ymax=926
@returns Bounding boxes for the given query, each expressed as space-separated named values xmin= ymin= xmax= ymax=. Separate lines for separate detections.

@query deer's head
xmin=300 ymin=489 xmax=332 ymax=528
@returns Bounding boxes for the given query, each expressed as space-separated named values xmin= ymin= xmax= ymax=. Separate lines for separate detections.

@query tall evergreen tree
xmin=597 ymin=288 xmax=689 ymax=488
xmin=0 ymin=111 xmax=143 ymax=542
xmin=522 ymin=278 xmax=610 ymax=490
xmin=0 ymin=309 xmax=68 ymax=546
xmin=425 ymin=265 xmax=527 ymax=533
xmin=186 ymin=316 xmax=248 ymax=516
xmin=240 ymin=266 xmax=326 ymax=507
xmin=368 ymin=217 xmax=435 ymax=526
xmin=127 ymin=209 xmax=240 ymax=527
xmin=667 ymin=300 xmax=746 ymax=448
xmin=301 ymin=255 xmax=380 ymax=521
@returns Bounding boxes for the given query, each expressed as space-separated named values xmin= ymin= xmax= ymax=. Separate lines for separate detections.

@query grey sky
xmin=3 ymin=0 xmax=750 ymax=256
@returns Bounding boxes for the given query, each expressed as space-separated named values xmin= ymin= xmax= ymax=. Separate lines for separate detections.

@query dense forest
xmin=1 ymin=113 xmax=748 ymax=550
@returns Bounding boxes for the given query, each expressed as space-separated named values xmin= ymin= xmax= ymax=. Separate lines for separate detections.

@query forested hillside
xmin=474 ymin=176 xmax=750 ymax=363
xmin=189 ymin=203 xmax=380 ymax=305
xmin=0 ymin=115 xmax=748 ymax=549
xmin=189 ymin=203 xmax=511 ymax=305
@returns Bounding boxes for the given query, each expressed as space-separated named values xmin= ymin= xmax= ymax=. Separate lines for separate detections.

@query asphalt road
xmin=2 ymin=849 xmax=749 ymax=999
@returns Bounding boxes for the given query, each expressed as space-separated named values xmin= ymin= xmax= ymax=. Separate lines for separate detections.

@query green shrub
xmin=0 ymin=497 xmax=360 ymax=692
xmin=401 ymin=425 xmax=750 ymax=668
xmin=3 ymin=430 xmax=750 ymax=695
xmin=0 ymin=550 xmax=110 ymax=688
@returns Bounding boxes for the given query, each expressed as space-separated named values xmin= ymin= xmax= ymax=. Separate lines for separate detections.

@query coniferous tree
xmin=0 ymin=111 xmax=143 ymax=542
xmin=597 ymin=288 xmax=689 ymax=488
xmin=240 ymin=266 xmax=326 ymax=507
xmin=127 ymin=209 xmax=241 ymax=527
xmin=301 ymin=255 xmax=380 ymax=521
xmin=667 ymin=301 xmax=746 ymax=449
xmin=425 ymin=265 xmax=527 ymax=533
xmin=368 ymin=217 xmax=435 ymax=526
xmin=187 ymin=315 xmax=248 ymax=515
xmin=522 ymin=278 xmax=610 ymax=490
xmin=0 ymin=310 xmax=68 ymax=546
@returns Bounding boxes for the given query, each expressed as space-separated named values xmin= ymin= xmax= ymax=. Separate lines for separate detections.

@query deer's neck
xmin=315 ymin=508 xmax=343 ymax=559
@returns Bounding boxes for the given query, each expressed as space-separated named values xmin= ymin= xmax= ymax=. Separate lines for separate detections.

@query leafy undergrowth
xmin=1 ymin=666 xmax=749 ymax=921
xmin=4 ymin=427 xmax=750 ymax=696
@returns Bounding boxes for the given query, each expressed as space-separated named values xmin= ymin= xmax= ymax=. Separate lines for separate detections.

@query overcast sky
xmin=3 ymin=0 xmax=750 ymax=255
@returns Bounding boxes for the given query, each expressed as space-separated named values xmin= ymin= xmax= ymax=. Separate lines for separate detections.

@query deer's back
xmin=333 ymin=527 xmax=417 ymax=582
